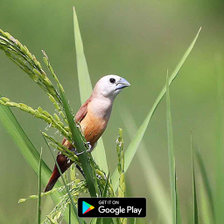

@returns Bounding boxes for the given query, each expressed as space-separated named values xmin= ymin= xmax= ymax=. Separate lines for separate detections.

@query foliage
xmin=0 ymin=7 xmax=209 ymax=224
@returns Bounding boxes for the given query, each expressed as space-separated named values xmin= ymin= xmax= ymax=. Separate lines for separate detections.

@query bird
xmin=44 ymin=75 xmax=130 ymax=192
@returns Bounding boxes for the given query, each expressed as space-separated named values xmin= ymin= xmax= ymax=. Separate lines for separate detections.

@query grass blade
xmin=37 ymin=149 xmax=42 ymax=224
xmin=73 ymin=6 xmax=92 ymax=104
xmin=166 ymin=73 xmax=180 ymax=224
xmin=102 ymin=173 xmax=111 ymax=197
xmin=95 ymin=174 xmax=112 ymax=224
xmin=59 ymin=85 xmax=96 ymax=197
xmin=0 ymin=104 xmax=50 ymax=181
xmin=176 ymin=190 xmax=182 ymax=224
xmin=69 ymin=205 xmax=71 ymax=224
xmin=195 ymin=148 xmax=214 ymax=221
xmin=0 ymin=104 xmax=78 ymax=223
xmin=121 ymin=109 xmax=172 ymax=224
xmin=190 ymin=135 xmax=199 ymax=224
xmin=73 ymin=6 xmax=108 ymax=173
xmin=112 ymin=28 xmax=202 ymax=190
xmin=198 ymin=176 xmax=213 ymax=224
xmin=214 ymin=56 xmax=224 ymax=223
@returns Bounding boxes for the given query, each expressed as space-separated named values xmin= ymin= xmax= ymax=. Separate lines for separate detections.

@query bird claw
xmin=85 ymin=142 xmax=92 ymax=151
xmin=75 ymin=150 xmax=85 ymax=156
xmin=71 ymin=142 xmax=92 ymax=156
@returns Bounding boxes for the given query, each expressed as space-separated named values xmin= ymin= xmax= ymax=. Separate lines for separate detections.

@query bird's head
xmin=93 ymin=75 xmax=130 ymax=99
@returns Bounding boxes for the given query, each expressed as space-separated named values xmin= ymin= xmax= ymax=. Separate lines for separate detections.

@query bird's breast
xmin=80 ymin=111 xmax=109 ymax=146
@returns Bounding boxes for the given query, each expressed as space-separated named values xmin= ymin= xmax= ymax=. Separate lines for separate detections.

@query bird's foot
xmin=85 ymin=141 xmax=92 ymax=152
xmin=72 ymin=142 xmax=92 ymax=156
xmin=75 ymin=150 xmax=85 ymax=156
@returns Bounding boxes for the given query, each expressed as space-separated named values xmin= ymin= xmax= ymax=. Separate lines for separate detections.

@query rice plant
xmin=0 ymin=7 xmax=206 ymax=224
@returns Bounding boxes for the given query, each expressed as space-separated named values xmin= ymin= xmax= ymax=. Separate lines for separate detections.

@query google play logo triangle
xmin=82 ymin=201 xmax=95 ymax=214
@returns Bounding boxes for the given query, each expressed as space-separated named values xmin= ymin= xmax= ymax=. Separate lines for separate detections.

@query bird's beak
xmin=116 ymin=77 xmax=131 ymax=90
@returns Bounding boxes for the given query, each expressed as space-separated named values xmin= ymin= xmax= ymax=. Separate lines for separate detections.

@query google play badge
xmin=82 ymin=201 xmax=95 ymax=215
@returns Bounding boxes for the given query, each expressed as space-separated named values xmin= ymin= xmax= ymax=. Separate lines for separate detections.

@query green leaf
xmin=214 ymin=56 xmax=224 ymax=223
xmin=166 ymin=73 xmax=182 ymax=224
xmin=95 ymin=173 xmax=112 ymax=224
xmin=176 ymin=189 xmax=182 ymax=224
xmin=198 ymin=177 xmax=213 ymax=224
xmin=73 ymin=6 xmax=108 ymax=173
xmin=102 ymin=173 xmax=111 ymax=197
xmin=0 ymin=104 xmax=78 ymax=223
xmin=112 ymin=27 xmax=202 ymax=190
xmin=37 ymin=149 xmax=42 ymax=224
xmin=195 ymin=148 xmax=214 ymax=221
xmin=166 ymin=73 xmax=176 ymax=223
xmin=190 ymin=135 xmax=199 ymax=224
xmin=73 ymin=6 xmax=92 ymax=104
xmin=59 ymin=85 xmax=97 ymax=197
xmin=121 ymin=109 xmax=172 ymax=224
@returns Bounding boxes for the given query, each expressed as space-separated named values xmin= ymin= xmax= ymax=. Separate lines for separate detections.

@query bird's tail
xmin=44 ymin=166 xmax=61 ymax=192
xmin=44 ymin=153 xmax=73 ymax=192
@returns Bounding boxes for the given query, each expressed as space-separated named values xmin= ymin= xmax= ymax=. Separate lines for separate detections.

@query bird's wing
xmin=75 ymin=96 xmax=92 ymax=122
xmin=61 ymin=96 xmax=92 ymax=145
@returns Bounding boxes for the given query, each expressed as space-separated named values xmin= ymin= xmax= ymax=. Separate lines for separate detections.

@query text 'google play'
xmin=78 ymin=198 xmax=146 ymax=218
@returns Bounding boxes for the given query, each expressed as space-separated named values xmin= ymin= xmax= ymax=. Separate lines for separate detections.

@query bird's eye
xmin=109 ymin=78 xmax=116 ymax=84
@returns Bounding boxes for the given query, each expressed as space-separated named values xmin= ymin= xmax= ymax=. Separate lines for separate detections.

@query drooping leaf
xmin=0 ymin=104 xmax=78 ymax=223
xmin=112 ymin=28 xmax=202 ymax=190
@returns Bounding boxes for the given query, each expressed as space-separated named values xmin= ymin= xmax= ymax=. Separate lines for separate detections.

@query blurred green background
xmin=0 ymin=0 xmax=223 ymax=223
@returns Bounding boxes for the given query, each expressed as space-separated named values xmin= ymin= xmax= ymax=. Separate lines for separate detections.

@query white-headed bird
xmin=45 ymin=75 xmax=130 ymax=192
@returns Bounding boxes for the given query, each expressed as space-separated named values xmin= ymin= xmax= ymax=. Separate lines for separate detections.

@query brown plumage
xmin=44 ymin=75 xmax=130 ymax=192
